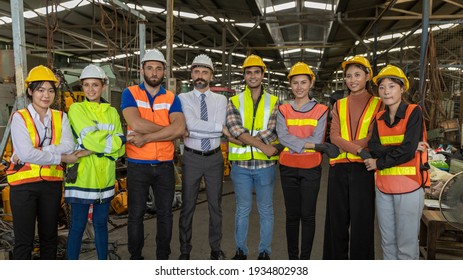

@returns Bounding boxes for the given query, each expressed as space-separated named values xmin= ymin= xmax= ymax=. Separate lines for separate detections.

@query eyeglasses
xmin=39 ymin=126 xmax=52 ymax=147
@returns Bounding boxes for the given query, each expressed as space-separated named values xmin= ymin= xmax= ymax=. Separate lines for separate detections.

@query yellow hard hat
xmin=341 ymin=55 xmax=373 ymax=76
xmin=242 ymin=54 xmax=266 ymax=72
xmin=25 ymin=65 xmax=59 ymax=87
xmin=288 ymin=62 xmax=315 ymax=82
xmin=373 ymin=65 xmax=409 ymax=91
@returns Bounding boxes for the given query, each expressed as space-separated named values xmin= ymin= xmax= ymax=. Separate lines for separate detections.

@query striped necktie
xmin=200 ymin=94 xmax=211 ymax=151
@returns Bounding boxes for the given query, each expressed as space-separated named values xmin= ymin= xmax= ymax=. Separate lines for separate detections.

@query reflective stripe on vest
xmin=287 ymin=118 xmax=318 ymax=126
xmin=125 ymin=85 xmax=175 ymax=162
xmin=278 ymin=102 xmax=327 ymax=168
xmin=375 ymin=104 xmax=429 ymax=194
xmin=7 ymin=109 xmax=64 ymax=186
xmin=228 ymin=89 xmax=279 ymax=161
xmin=379 ymin=134 xmax=404 ymax=145
xmin=329 ymin=96 xmax=381 ymax=165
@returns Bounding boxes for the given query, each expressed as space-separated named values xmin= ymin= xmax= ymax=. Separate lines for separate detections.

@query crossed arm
xmin=123 ymin=107 xmax=186 ymax=147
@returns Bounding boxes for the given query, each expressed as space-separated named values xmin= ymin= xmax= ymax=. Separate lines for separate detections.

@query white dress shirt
xmin=10 ymin=103 xmax=75 ymax=165
xmin=179 ymin=88 xmax=228 ymax=151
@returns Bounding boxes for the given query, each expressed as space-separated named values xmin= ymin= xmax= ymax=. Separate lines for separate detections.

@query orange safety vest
xmin=125 ymin=85 xmax=175 ymax=162
xmin=278 ymin=102 xmax=328 ymax=169
xmin=375 ymin=104 xmax=430 ymax=194
xmin=7 ymin=108 xmax=64 ymax=186
xmin=329 ymin=95 xmax=381 ymax=165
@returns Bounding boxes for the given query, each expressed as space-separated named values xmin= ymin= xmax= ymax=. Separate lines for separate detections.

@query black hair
xmin=344 ymin=63 xmax=374 ymax=95
xmin=26 ymin=81 xmax=57 ymax=100
xmin=243 ymin=66 xmax=265 ymax=74
xmin=377 ymin=77 xmax=405 ymax=90
xmin=142 ymin=61 xmax=165 ymax=70
xmin=290 ymin=74 xmax=313 ymax=83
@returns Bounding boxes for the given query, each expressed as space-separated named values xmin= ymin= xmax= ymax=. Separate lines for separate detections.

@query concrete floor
xmin=81 ymin=156 xmax=384 ymax=260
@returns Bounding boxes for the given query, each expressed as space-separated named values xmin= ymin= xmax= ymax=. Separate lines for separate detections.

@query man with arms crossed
xmin=121 ymin=49 xmax=185 ymax=260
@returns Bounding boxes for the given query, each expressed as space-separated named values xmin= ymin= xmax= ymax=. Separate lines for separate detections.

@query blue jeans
xmin=231 ymin=163 xmax=276 ymax=255
xmin=66 ymin=202 xmax=110 ymax=260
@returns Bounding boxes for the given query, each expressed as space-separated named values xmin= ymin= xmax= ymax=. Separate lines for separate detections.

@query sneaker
xmin=231 ymin=248 xmax=247 ymax=260
xmin=257 ymin=252 xmax=270 ymax=260
xmin=210 ymin=250 xmax=226 ymax=260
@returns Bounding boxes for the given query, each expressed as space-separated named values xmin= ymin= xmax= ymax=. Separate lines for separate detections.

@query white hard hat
xmin=191 ymin=54 xmax=214 ymax=71
xmin=80 ymin=64 xmax=108 ymax=84
xmin=141 ymin=49 xmax=166 ymax=65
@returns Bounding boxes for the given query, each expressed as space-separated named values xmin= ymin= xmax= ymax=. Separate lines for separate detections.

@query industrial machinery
xmin=439 ymin=171 xmax=463 ymax=230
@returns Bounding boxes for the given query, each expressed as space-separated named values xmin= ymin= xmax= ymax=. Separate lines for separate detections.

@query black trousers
xmin=179 ymin=149 xmax=224 ymax=254
xmin=127 ymin=162 xmax=175 ymax=260
xmin=10 ymin=181 xmax=63 ymax=260
xmin=279 ymin=164 xmax=321 ymax=260
xmin=323 ymin=163 xmax=375 ymax=260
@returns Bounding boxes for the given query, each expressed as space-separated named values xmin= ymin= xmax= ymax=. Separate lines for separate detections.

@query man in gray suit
xmin=178 ymin=54 xmax=228 ymax=260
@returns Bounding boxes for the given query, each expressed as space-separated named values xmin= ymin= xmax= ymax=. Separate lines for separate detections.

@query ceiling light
xmin=261 ymin=2 xmax=296 ymax=14
xmin=304 ymin=1 xmax=335 ymax=11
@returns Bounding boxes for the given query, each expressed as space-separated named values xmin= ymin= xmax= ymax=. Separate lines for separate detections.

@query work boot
xmin=178 ymin=253 xmax=190 ymax=260
xmin=210 ymin=250 xmax=226 ymax=260
xmin=231 ymin=248 xmax=247 ymax=260
xmin=257 ymin=251 xmax=270 ymax=260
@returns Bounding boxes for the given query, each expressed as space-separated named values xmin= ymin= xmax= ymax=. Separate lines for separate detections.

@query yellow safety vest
xmin=7 ymin=108 xmax=64 ymax=186
xmin=329 ymin=95 xmax=381 ymax=165
xmin=228 ymin=88 xmax=279 ymax=161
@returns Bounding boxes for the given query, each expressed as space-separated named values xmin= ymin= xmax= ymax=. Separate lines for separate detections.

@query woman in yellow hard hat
xmin=364 ymin=65 xmax=429 ymax=259
xmin=323 ymin=55 xmax=382 ymax=259
xmin=64 ymin=64 xmax=126 ymax=260
xmin=6 ymin=65 xmax=79 ymax=259
xmin=276 ymin=62 xmax=336 ymax=259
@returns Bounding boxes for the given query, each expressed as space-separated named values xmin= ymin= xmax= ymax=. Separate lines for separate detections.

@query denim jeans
xmin=127 ymin=162 xmax=175 ymax=260
xmin=66 ymin=202 xmax=110 ymax=260
xmin=230 ymin=163 xmax=276 ymax=255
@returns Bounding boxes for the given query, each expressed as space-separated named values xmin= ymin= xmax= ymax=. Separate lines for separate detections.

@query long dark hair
xmin=344 ymin=63 xmax=374 ymax=95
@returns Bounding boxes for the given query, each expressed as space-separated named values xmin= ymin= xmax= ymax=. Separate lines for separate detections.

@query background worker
xmin=226 ymin=54 xmax=279 ymax=260
xmin=276 ymin=62 xmax=336 ymax=260
xmin=178 ymin=54 xmax=228 ymax=260
xmin=121 ymin=49 xmax=185 ymax=260
xmin=6 ymin=65 xmax=77 ymax=259
xmin=365 ymin=65 xmax=429 ymax=260
xmin=65 ymin=64 xmax=126 ymax=260
xmin=323 ymin=56 xmax=382 ymax=260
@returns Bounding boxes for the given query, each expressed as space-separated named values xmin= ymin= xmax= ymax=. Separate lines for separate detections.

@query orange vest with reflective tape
xmin=329 ymin=95 xmax=381 ymax=165
xmin=278 ymin=102 xmax=328 ymax=169
xmin=125 ymin=85 xmax=175 ymax=162
xmin=375 ymin=104 xmax=430 ymax=194
xmin=7 ymin=108 xmax=64 ymax=186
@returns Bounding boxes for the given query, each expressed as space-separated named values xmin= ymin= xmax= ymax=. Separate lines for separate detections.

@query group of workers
xmin=5 ymin=47 xmax=430 ymax=261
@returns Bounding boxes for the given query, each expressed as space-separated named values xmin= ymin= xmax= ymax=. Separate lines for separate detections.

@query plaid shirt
xmin=226 ymin=91 xmax=279 ymax=169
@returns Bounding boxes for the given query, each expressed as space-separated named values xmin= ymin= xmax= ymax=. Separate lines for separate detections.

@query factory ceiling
xmin=0 ymin=0 xmax=462 ymax=91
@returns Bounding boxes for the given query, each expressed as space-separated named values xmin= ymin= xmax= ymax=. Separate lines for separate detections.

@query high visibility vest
xmin=375 ymin=104 xmax=430 ymax=194
xmin=228 ymin=88 xmax=279 ymax=161
xmin=7 ymin=108 xmax=64 ymax=186
xmin=278 ymin=102 xmax=328 ymax=169
xmin=125 ymin=85 xmax=175 ymax=162
xmin=329 ymin=95 xmax=381 ymax=165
